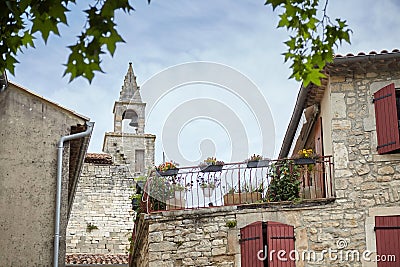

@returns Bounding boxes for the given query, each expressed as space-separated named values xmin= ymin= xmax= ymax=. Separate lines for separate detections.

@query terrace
xmin=134 ymin=156 xmax=334 ymax=213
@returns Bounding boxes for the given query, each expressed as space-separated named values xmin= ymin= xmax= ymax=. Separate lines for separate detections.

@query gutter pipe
xmin=53 ymin=121 xmax=94 ymax=267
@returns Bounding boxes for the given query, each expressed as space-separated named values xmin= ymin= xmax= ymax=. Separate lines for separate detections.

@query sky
xmin=9 ymin=0 xmax=400 ymax=165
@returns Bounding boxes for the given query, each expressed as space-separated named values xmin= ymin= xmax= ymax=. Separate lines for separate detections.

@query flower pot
xmin=156 ymin=168 xmax=179 ymax=176
xmin=201 ymin=186 xmax=215 ymax=198
xmin=223 ymin=192 xmax=262 ymax=205
xmin=200 ymin=165 xmax=223 ymax=172
xmin=247 ymin=159 xmax=270 ymax=168
xmin=294 ymin=158 xmax=316 ymax=165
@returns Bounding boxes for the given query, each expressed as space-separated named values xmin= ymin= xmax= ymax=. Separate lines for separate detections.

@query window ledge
xmin=373 ymin=154 xmax=400 ymax=162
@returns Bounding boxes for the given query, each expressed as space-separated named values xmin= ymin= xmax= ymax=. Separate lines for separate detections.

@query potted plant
xmin=294 ymin=149 xmax=318 ymax=165
xmin=266 ymin=159 xmax=301 ymax=202
xmin=197 ymin=175 xmax=220 ymax=197
xmin=199 ymin=157 xmax=224 ymax=172
xmin=155 ymin=161 xmax=179 ymax=176
xmin=166 ymin=183 xmax=186 ymax=210
xmin=146 ymin=175 xmax=170 ymax=211
xmin=246 ymin=154 xmax=270 ymax=168
xmin=223 ymin=183 xmax=263 ymax=205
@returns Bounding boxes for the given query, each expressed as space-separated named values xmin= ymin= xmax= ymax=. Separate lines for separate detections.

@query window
xmin=135 ymin=150 xmax=145 ymax=173
xmin=375 ymin=215 xmax=400 ymax=266
xmin=373 ymin=83 xmax=400 ymax=154
xmin=240 ymin=221 xmax=296 ymax=267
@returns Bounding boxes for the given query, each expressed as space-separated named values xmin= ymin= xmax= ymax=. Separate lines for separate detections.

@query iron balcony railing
xmin=139 ymin=156 xmax=334 ymax=213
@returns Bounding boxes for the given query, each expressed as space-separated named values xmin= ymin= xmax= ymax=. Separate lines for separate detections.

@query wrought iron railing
xmin=139 ymin=156 xmax=333 ymax=213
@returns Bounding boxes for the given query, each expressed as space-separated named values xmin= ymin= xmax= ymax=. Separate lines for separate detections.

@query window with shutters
xmin=375 ymin=215 xmax=400 ymax=267
xmin=373 ymin=83 xmax=400 ymax=154
xmin=240 ymin=221 xmax=296 ymax=267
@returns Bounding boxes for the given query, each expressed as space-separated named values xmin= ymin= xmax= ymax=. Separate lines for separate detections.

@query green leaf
xmin=265 ymin=0 xmax=286 ymax=10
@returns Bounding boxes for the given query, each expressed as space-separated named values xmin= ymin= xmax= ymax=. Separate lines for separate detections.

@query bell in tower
xmin=103 ymin=62 xmax=156 ymax=175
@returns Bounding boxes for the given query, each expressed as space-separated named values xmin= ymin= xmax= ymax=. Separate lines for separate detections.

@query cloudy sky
xmin=9 ymin=0 xmax=400 ymax=165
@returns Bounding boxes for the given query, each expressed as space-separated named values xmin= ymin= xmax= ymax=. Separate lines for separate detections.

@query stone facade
xmin=66 ymin=63 xmax=155 ymax=258
xmin=131 ymin=53 xmax=400 ymax=267
xmin=103 ymin=132 xmax=155 ymax=176
xmin=0 ymin=82 xmax=90 ymax=267
xmin=66 ymin=163 xmax=135 ymax=254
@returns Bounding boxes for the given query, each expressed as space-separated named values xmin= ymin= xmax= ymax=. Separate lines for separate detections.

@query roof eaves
xmin=8 ymin=81 xmax=90 ymax=121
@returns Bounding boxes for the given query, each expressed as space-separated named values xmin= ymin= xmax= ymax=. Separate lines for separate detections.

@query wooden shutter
xmin=373 ymin=83 xmax=400 ymax=154
xmin=267 ymin=222 xmax=296 ymax=267
xmin=313 ymin=117 xmax=325 ymax=198
xmin=135 ymin=150 xmax=145 ymax=173
xmin=240 ymin=221 xmax=265 ymax=267
xmin=375 ymin=216 xmax=400 ymax=267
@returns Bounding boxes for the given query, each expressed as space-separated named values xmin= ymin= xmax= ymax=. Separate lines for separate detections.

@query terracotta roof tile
xmin=84 ymin=153 xmax=113 ymax=164
xmin=334 ymin=49 xmax=400 ymax=59
xmin=66 ymin=254 xmax=128 ymax=264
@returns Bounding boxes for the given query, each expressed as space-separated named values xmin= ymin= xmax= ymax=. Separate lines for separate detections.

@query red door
xmin=240 ymin=221 xmax=296 ymax=267
xmin=267 ymin=222 xmax=296 ymax=267
xmin=375 ymin=216 xmax=400 ymax=267
xmin=240 ymin=221 xmax=265 ymax=267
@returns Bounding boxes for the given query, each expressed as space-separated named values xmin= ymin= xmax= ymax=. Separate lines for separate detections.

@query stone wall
xmin=0 ymin=83 xmax=87 ymax=267
xmin=132 ymin=200 xmax=371 ymax=267
xmin=131 ymin=70 xmax=400 ymax=267
xmin=66 ymin=163 xmax=135 ymax=254
xmin=103 ymin=132 xmax=155 ymax=176
xmin=328 ymin=71 xmax=400 ymax=266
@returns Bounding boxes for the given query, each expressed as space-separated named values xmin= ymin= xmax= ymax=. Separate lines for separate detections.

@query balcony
xmin=137 ymin=156 xmax=334 ymax=213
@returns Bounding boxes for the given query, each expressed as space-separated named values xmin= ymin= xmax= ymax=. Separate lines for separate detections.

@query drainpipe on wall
xmin=53 ymin=121 xmax=94 ymax=267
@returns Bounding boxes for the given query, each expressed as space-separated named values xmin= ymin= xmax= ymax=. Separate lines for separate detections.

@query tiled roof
xmin=66 ymin=254 xmax=128 ymax=264
xmin=334 ymin=48 xmax=400 ymax=58
xmin=84 ymin=153 xmax=113 ymax=164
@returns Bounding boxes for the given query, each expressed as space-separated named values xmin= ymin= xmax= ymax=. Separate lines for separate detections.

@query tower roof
xmin=119 ymin=62 xmax=142 ymax=102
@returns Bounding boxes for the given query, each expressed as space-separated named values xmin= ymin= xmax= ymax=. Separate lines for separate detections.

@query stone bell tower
xmin=103 ymin=63 xmax=155 ymax=176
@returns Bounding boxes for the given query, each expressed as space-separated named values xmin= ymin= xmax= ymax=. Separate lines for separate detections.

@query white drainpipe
xmin=53 ymin=121 xmax=94 ymax=267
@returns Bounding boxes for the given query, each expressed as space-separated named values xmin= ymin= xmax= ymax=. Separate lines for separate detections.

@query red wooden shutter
xmin=375 ymin=216 xmax=400 ymax=267
xmin=314 ymin=117 xmax=325 ymax=198
xmin=373 ymin=83 xmax=400 ymax=154
xmin=240 ymin=221 xmax=265 ymax=267
xmin=267 ymin=222 xmax=296 ymax=267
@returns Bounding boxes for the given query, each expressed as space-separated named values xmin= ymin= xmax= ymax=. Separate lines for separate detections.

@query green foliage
xmin=265 ymin=0 xmax=352 ymax=86
xmin=1 ymin=0 xmax=350 ymax=86
xmin=226 ymin=220 xmax=237 ymax=228
xmin=86 ymin=222 xmax=98 ymax=232
xmin=267 ymin=160 xmax=301 ymax=202
xmin=0 ymin=0 xmax=138 ymax=82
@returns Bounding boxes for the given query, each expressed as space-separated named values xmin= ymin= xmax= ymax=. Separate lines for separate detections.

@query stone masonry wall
xmin=103 ymin=133 xmax=155 ymax=176
xmin=132 ymin=201 xmax=366 ymax=267
xmin=67 ymin=163 xmax=135 ymax=254
xmin=131 ymin=70 xmax=400 ymax=267
xmin=328 ymin=70 xmax=400 ymax=266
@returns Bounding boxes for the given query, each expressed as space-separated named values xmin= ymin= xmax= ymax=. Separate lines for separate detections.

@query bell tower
xmin=103 ymin=63 xmax=155 ymax=176
xmin=113 ymin=62 xmax=146 ymax=134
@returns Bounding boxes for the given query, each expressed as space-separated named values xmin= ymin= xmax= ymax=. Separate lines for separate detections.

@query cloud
xmin=8 ymin=0 xmax=400 ymax=161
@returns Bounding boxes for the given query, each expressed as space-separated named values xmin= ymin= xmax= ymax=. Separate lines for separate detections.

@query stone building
xmin=0 ymin=79 xmax=93 ymax=267
xmin=66 ymin=64 xmax=155 ymax=263
xmin=131 ymin=50 xmax=400 ymax=267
